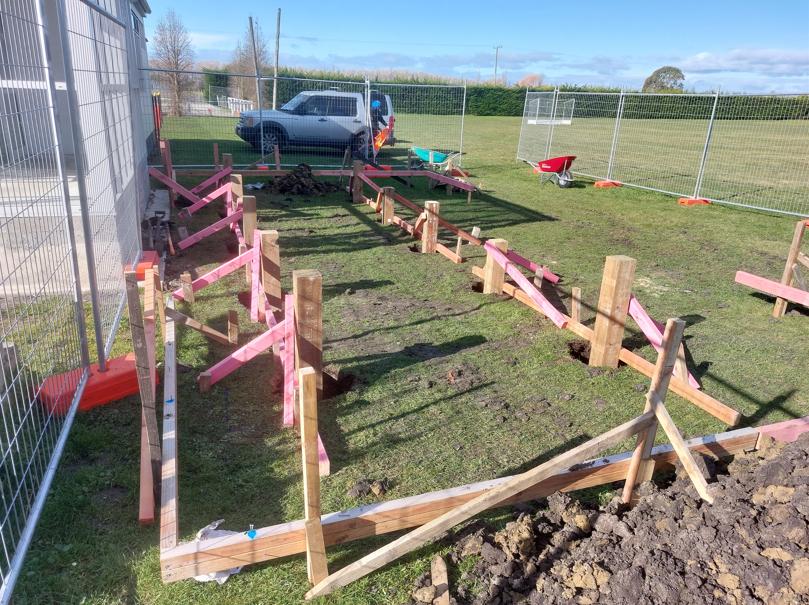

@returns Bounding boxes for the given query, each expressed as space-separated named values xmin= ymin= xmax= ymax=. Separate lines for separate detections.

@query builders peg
xmin=483 ymin=238 xmax=509 ymax=294
xmin=589 ymin=255 xmax=636 ymax=368
xmin=421 ymin=201 xmax=440 ymax=254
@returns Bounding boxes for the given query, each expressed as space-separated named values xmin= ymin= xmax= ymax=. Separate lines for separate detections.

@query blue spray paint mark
xmin=165 ymin=397 xmax=174 ymax=405
xmin=246 ymin=529 xmax=257 ymax=540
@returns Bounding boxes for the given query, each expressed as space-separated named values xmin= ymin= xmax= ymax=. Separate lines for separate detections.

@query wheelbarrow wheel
xmin=557 ymin=170 xmax=574 ymax=188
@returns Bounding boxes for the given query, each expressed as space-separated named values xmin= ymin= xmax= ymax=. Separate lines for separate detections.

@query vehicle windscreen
xmin=280 ymin=93 xmax=309 ymax=112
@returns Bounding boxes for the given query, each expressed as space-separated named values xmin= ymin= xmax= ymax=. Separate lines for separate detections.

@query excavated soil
xmin=267 ymin=163 xmax=339 ymax=195
xmin=409 ymin=433 xmax=809 ymax=605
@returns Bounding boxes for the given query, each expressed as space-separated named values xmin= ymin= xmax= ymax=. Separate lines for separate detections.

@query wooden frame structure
xmin=472 ymin=245 xmax=741 ymax=427
xmin=736 ymin=219 xmax=809 ymax=316
xmin=145 ymin=141 xmax=798 ymax=595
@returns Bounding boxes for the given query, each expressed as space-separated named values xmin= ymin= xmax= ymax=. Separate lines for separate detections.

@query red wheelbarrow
xmin=530 ymin=155 xmax=576 ymax=187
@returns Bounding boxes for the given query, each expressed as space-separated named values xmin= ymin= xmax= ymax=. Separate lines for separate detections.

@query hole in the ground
xmin=567 ymin=339 xmax=591 ymax=363
xmin=407 ymin=244 xmax=420 ymax=253
xmin=323 ymin=366 xmax=356 ymax=399
xmin=470 ymin=281 xmax=483 ymax=293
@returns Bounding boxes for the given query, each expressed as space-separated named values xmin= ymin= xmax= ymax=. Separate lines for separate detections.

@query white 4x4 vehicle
xmin=235 ymin=90 xmax=394 ymax=155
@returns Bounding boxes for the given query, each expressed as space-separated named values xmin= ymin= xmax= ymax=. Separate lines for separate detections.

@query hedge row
xmin=200 ymin=69 xmax=809 ymax=119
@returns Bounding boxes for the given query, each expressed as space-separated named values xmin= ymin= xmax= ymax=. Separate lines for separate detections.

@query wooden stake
xmin=261 ymin=230 xmax=282 ymax=313
xmin=773 ymin=220 xmax=806 ymax=317
xmin=228 ymin=310 xmax=239 ymax=345
xmin=230 ymin=173 xmax=243 ymax=207
xmin=571 ymin=287 xmax=582 ymax=324
xmin=293 ymin=270 xmax=323 ymax=397
xmin=589 ymin=255 xmax=636 ymax=368
xmin=483 ymin=238 xmax=508 ymax=294
xmin=622 ymin=318 xmax=683 ymax=504
xmin=223 ymin=153 xmax=233 ymax=169
xmin=198 ymin=371 xmax=212 ymax=393
xmin=274 ymin=144 xmax=281 ymax=171
xmin=125 ymin=271 xmax=160 ymax=524
xmin=304 ymin=411 xmax=655 ymax=599
xmin=242 ymin=195 xmax=257 ymax=246
xmin=381 ymin=187 xmax=395 ymax=225
xmin=421 ymin=201 xmax=439 ymax=254
xmin=180 ymin=272 xmax=194 ymax=303
xmin=351 ymin=160 xmax=364 ymax=203
xmin=213 ymin=143 xmax=219 ymax=169
xmin=299 ymin=368 xmax=329 ymax=584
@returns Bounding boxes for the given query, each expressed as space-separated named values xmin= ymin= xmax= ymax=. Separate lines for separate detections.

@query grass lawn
xmin=15 ymin=115 xmax=808 ymax=604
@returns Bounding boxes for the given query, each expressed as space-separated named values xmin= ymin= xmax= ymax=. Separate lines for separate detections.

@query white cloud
xmin=680 ymin=49 xmax=809 ymax=77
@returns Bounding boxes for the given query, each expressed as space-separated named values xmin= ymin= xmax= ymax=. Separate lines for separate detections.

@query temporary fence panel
xmin=548 ymin=92 xmax=622 ymax=181
xmin=610 ymin=93 xmax=716 ymax=197
xmin=519 ymin=90 xmax=809 ymax=217
xmin=697 ymin=94 xmax=809 ymax=216
xmin=371 ymin=82 xmax=466 ymax=167
xmin=143 ymin=70 xmax=468 ymax=169
xmin=61 ymin=0 xmax=143 ymax=359
xmin=516 ymin=91 xmax=555 ymax=163
xmin=0 ymin=1 xmax=88 ymax=602
xmin=256 ymin=76 xmax=370 ymax=167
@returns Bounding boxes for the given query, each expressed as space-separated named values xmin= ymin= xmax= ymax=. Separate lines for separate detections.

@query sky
xmin=144 ymin=0 xmax=809 ymax=93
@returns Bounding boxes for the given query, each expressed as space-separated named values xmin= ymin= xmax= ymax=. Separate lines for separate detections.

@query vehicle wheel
xmin=260 ymin=129 xmax=283 ymax=154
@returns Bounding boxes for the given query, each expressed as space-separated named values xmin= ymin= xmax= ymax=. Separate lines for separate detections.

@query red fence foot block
xmin=40 ymin=353 xmax=159 ymax=414
xmin=594 ymin=180 xmax=622 ymax=188
xmin=678 ymin=198 xmax=712 ymax=206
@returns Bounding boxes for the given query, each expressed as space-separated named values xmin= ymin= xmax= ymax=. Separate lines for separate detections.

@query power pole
xmin=493 ymin=45 xmax=502 ymax=84
xmin=273 ymin=8 xmax=281 ymax=110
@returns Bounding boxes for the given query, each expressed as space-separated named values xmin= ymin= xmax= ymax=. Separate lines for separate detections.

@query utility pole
xmin=249 ymin=17 xmax=264 ymax=150
xmin=493 ymin=45 xmax=502 ymax=84
xmin=273 ymin=8 xmax=281 ymax=110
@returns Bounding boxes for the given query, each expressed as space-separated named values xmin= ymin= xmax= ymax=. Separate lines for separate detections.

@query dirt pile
xmin=267 ymin=163 xmax=339 ymax=195
xmin=421 ymin=433 xmax=809 ymax=605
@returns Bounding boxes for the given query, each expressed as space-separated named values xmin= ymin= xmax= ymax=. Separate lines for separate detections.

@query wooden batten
xmin=421 ymin=201 xmax=439 ymax=254
xmin=160 ymin=298 xmax=179 ymax=550
xmin=482 ymin=239 xmax=508 ymax=294
xmin=159 ymin=421 xmax=763 ymax=583
xmin=773 ymin=220 xmax=806 ymax=317
xmin=293 ymin=270 xmax=323 ymax=396
xmin=589 ymin=255 xmax=636 ymax=368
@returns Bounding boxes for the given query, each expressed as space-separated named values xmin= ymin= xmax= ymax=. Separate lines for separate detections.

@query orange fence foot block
xmin=678 ymin=198 xmax=712 ymax=206
xmin=127 ymin=250 xmax=160 ymax=281
xmin=594 ymin=180 xmax=622 ymax=188
xmin=40 ymin=353 xmax=158 ymax=414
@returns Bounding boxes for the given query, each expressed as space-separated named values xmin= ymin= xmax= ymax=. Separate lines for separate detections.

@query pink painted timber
xmin=484 ymin=242 xmax=568 ymax=329
xmin=176 ymin=209 xmax=243 ymax=251
xmin=735 ymin=271 xmax=809 ymax=308
xmin=505 ymin=249 xmax=560 ymax=284
xmin=627 ymin=295 xmax=700 ymax=389
xmin=172 ymin=248 xmax=256 ymax=300
xmin=200 ymin=321 xmax=285 ymax=388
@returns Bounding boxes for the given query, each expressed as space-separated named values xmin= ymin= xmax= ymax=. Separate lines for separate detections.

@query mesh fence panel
xmin=549 ymin=93 xmax=620 ymax=180
xmin=259 ymin=76 xmax=370 ymax=166
xmin=371 ymin=82 xmax=465 ymax=166
xmin=611 ymin=93 xmax=715 ymax=195
xmin=516 ymin=91 xmax=554 ymax=163
xmin=518 ymin=90 xmax=809 ymax=217
xmin=63 ymin=0 xmax=142 ymax=356
xmin=0 ymin=1 xmax=87 ymax=600
xmin=699 ymin=95 xmax=809 ymax=215
xmin=144 ymin=71 xmax=467 ymax=169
